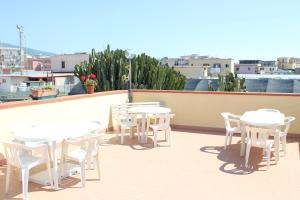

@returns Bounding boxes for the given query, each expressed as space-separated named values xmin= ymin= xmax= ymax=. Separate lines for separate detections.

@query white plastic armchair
xmin=115 ymin=113 xmax=140 ymax=144
xmin=220 ymin=112 xmax=241 ymax=149
xmin=3 ymin=142 xmax=53 ymax=200
xmin=60 ymin=133 xmax=102 ymax=187
xmin=278 ymin=116 xmax=295 ymax=156
xmin=244 ymin=126 xmax=276 ymax=169
xmin=148 ymin=113 xmax=173 ymax=148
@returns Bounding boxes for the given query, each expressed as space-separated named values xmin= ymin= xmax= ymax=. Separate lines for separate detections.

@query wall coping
xmin=1 ymin=89 xmax=300 ymax=110
xmin=132 ymin=89 xmax=300 ymax=97
xmin=0 ymin=90 xmax=128 ymax=110
xmin=171 ymin=124 xmax=300 ymax=138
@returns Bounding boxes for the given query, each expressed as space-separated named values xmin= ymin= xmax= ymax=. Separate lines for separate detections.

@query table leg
xmin=51 ymin=141 xmax=59 ymax=190
xmin=274 ymin=132 xmax=279 ymax=164
xmin=141 ymin=114 xmax=146 ymax=143
xmin=240 ymin=125 xmax=246 ymax=156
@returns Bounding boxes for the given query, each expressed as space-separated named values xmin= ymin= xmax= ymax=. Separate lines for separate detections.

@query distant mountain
xmin=0 ymin=42 xmax=56 ymax=56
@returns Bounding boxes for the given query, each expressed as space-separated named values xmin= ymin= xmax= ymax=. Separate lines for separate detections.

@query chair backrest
xmin=257 ymin=108 xmax=280 ymax=113
xmin=2 ymin=142 xmax=24 ymax=167
xmin=112 ymin=102 xmax=161 ymax=125
xmin=150 ymin=113 xmax=171 ymax=130
xmin=71 ymin=134 xmax=102 ymax=156
xmin=111 ymin=102 xmax=161 ymax=116
xmin=115 ymin=112 xmax=138 ymax=126
xmin=281 ymin=116 xmax=296 ymax=135
xmin=2 ymin=142 xmax=47 ymax=167
xmin=245 ymin=126 xmax=273 ymax=147
xmin=220 ymin=112 xmax=240 ymax=130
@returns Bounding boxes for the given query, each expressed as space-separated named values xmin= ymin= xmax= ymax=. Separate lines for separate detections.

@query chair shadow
xmin=200 ymin=142 xmax=277 ymax=175
xmin=106 ymin=132 xmax=171 ymax=150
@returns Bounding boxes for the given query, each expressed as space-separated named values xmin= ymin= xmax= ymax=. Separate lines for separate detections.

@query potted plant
xmin=31 ymin=85 xmax=57 ymax=100
xmin=80 ymin=73 xmax=97 ymax=94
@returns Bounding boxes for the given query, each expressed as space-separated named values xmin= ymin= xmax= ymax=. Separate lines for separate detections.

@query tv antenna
xmin=16 ymin=25 xmax=25 ymax=66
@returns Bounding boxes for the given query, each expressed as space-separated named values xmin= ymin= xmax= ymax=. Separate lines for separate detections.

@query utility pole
xmin=16 ymin=25 xmax=24 ymax=66
xmin=125 ymin=50 xmax=135 ymax=102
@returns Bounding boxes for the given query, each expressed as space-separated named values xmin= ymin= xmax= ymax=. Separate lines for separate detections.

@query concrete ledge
xmin=0 ymin=90 xmax=128 ymax=110
xmin=133 ymin=89 xmax=300 ymax=97
xmin=171 ymin=124 xmax=225 ymax=135
xmin=171 ymin=124 xmax=300 ymax=138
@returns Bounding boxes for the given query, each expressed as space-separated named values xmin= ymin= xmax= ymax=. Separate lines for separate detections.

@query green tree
xmin=208 ymin=73 xmax=246 ymax=92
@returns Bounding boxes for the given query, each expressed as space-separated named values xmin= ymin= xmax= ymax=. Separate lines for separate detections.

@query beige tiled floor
xmin=1 ymin=130 xmax=300 ymax=200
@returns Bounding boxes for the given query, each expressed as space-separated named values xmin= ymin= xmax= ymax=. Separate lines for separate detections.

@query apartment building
xmin=161 ymin=55 xmax=234 ymax=78
xmin=234 ymin=60 xmax=277 ymax=74
xmin=277 ymin=57 xmax=300 ymax=70
xmin=25 ymin=57 xmax=51 ymax=71
xmin=50 ymin=53 xmax=89 ymax=72
xmin=0 ymin=47 xmax=20 ymax=66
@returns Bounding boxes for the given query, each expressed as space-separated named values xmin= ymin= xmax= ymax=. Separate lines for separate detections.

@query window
xmin=61 ymin=61 xmax=65 ymax=69
xmin=225 ymin=64 xmax=229 ymax=68
xmin=213 ymin=63 xmax=221 ymax=68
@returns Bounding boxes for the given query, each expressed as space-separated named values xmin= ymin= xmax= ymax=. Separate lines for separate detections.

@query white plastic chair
xmin=278 ymin=116 xmax=295 ymax=156
xmin=257 ymin=108 xmax=281 ymax=113
xmin=59 ymin=134 xmax=101 ymax=187
xmin=115 ymin=113 xmax=140 ymax=144
xmin=3 ymin=142 xmax=53 ymax=200
xmin=245 ymin=126 xmax=276 ymax=169
xmin=148 ymin=113 xmax=173 ymax=148
xmin=220 ymin=112 xmax=241 ymax=150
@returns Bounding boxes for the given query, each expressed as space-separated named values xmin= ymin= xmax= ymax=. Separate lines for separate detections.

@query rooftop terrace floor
xmin=1 ymin=130 xmax=300 ymax=200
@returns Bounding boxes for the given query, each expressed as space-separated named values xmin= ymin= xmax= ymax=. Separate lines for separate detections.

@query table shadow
xmin=106 ymin=133 xmax=170 ymax=150
xmin=200 ymin=142 xmax=278 ymax=175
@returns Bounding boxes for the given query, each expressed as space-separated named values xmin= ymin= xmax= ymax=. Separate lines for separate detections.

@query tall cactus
xmin=74 ymin=45 xmax=186 ymax=92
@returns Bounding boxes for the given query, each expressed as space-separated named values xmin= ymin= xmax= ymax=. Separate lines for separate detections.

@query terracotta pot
xmin=86 ymin=84 xmax=95 ymax=94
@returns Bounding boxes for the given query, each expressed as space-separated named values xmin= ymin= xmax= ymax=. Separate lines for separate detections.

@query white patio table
xmin=128 ymin=106 xmax=171 ymax=143
xmin=240 ymin=111 xmax=284 ymax=162
xmin=12 ymin=120 xmax=103 ymax=190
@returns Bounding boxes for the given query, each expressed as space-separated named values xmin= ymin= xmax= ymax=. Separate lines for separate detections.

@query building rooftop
xmin=0 ymin=90 xmax=299 ymax=200
xmin=0 ymin=129 xmax=299 ymax=200
xmin=0 ymin=71 xmax=74 ymax=78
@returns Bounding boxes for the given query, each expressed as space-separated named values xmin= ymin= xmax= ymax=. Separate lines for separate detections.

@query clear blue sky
xmin=1 ymin=0 xmax=300 ymax=60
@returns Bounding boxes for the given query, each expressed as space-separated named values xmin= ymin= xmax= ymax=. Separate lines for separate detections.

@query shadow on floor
xmin=200 ymin=142 xmax=278 ymax=175
xmin=106 ymin=132 xmax=171 ymax=150
xmin=286 ymin=137 xmax=300 ymax=159
xmin=0 ymin=165 xmax=83 ymax=200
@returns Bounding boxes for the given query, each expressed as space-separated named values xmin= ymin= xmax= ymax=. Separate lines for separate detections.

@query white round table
xmin=13 ymin=121 xmax=102 ymax=143
xmin=128 ymin=106 xmax=171 ymax=143
xmin=239 ymin=111 xmax=284 ymax=161
xmin=12 ymin=120 xmax=103 ymax=190
xmin=240 ymin=111 xmax=284 ymax=127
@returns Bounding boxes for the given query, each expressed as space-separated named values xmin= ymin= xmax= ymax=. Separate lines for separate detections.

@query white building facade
xmin=277 ymin=57 xmax=300 ymax=70
xmin=0 ymin=47 xmax=20 ymax=66
xmin=50 ymin=53 xmax=89 ymax=72
xmin=161 ymin=55 xmax=234 ymax=78
xmin=235 ymin=60 xmax=277 ymax=74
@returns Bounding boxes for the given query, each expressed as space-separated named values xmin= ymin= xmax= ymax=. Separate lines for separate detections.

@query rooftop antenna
xmin=16 ymin=25 xmax=24 ymax=66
